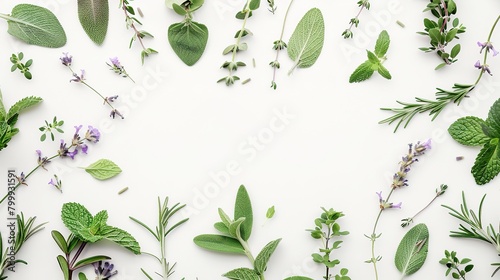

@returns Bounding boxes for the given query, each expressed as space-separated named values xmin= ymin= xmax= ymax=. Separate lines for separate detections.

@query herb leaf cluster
xmin=10 ymin=52 xmax=33 ymax=80
xmin=349 ymin=30 xmax=391 ymax=83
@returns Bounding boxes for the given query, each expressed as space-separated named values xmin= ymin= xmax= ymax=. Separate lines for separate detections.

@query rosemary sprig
xmin=379 ymin=14 xmax=499 ymax=132
xmin=342 ymin=0 xmax=370 ymax=39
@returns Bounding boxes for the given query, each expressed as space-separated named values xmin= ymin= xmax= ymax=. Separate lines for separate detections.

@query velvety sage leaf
xmin=287 ymin=8 xmax=324 ymax=74
xmin=448 ymin=116 xmax=490 ymax=146
xmin=3 ymin=4 xmax=67 ymax=48
xmin=7 ymin=96 xmax=42 ymax=121
xmin=234 ymin=185 xmax=253 ymax=241
xmin=485 ymin=98 xmax=500 ymax=138
xmin=377 ymin=64 xmax=392 ymax=80
xmin=254 ymin=238 xmax=281 ymax=275
xmin=193 ymin=234 xmax=245 ymax=254
xmin=374 ymin=30 xmax=390 ymax=57
xmin=172 ymin=3 xmax=187 ymax=15
xmin=394 ymin=223 xmax=429 ymax=276
xmin=471 ymin=141 xmax=500 ymax=185
xmin=214 ymin=222 xmax=230 ymax=235
xmin=249 ymin=0 xmax=260 ymax=10
xmin=349 ymin=61 xmax=374 ymax=83
xmin=57 ymin=255 xmax=70 ymax=280
xmin=61 ymin=202 xmax=93 ymax=241
xmin=73 ymin=255 xmax=111 ymax=269
xmin=168 ymin=21 xmax=208 ymax=66
xmin=77 ymin=0 xmax=109 ymax=45
xmin=223 ymin=267 xmax=260 ymax=280
xmin=283 ymin=277 xmax=314 ymax=280
xmin=84 ymin=159 xmax=122 ymax=180
xmin=51 ymin=230 xmax=68 ymax=254
xmin=229 ymin=217 xmax=246 ymax=239
xmin=98 ymin=225 xmax=141 ymax=254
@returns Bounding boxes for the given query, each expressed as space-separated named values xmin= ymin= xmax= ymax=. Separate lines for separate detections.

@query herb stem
xmin=230 ymin=0 xmax=252 ymax=78
xmin=439 ymin=0 xmax=449 ymax=33
xmin=324 ymin=226 xmax=331 ymax=280
xmin=69 ymin=242 xmax=87 ymax=268
xmin=475 ymin=15 xmax=500 ymax=85
xmin=271 ymin=0 xmax=294 ymax=85
xmin=122 ymin=2 xmax=147 ymax=52
xmin=348 ymin=5 xmax=366 ymax=33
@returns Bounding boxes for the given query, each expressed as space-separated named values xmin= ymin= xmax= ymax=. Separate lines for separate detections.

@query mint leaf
xmin=7 ymin=96 xmax=42 ymax=121
xmin=394 ymin=223 xmax=429 ymax=276
xmin=77 ymin=0 xmax=109 ymax=45
xmin=84 ymin=159 xmax=122 ymax=180
xmin=377 ymin=64 xmax=392 ymax=80
xmin=374 ymin=30 xmax=390 ymax=57
xmin=367 ymin=50 xmax=379 ymax=64
xmin=254 ymin=238 xmax=281 ymax=275
xmin=0 ymin=90 xmax=6 ymax=121
xmin=2 ymin=4 xmax=67 ymax=48
xmin=168 ymin=21 xmax=209 ymax=66
xmin=61 ymin=202 xmax=93 ymax=241
xmin=223 ymin=267 xmax=260 ymax=280
xmin=90 ymin=210 xmax=108 ymax=234
xmin=485 ymin=98 xmax=500 ymax=138
xmin=349 ymin=61 xmax=374 ymax=83
xmin=448 ymin=116 xmax=490 ymax=146
xmin=98 ymin=225 xmax=141 ymax=254
xmin=471 ymin=141 xmax=500 ymax=185
xmin=287 ymin=8 xmax=325 ymax=74
xmin=234 ymin=185 xmax=253 ymax=241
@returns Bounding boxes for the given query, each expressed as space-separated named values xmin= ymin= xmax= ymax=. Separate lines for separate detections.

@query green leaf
xmin=428 ymin=28 xmax=441 ymax=44
xmin=61 ymin=202 xmax=93 ymax=241
xmin=172 ymin=3 xmax=187 ymax=15
xmin=448 ymin=116 xmax=490 ymax=146
xmin=57 ymin=255 xmax=70 ymax=280
xmin=78 ymin=272 xmax=89 ymax=280
xmin=73 ymin=255 xmax=111 ymax=269
xmin=249 ymin=0 xmax=260 ymax=10
xmin=266 ymin=206 xmax=275 ymax=219
xmin=228 ymin=217 xmax=246 ymax=239
xmin=485 ymin=98 xmax=500 ymax=138
xmin=84 ymin=159 xmax=122 ymax=180
xmin=374 ymin=30 xmax=390 ymax=57
xmin=90 ymin=210 xmax=108 ymax=234
xmin=377 ymin=64 xmax=392 ymax=80
xmin=254 ymin=238 xmax=281 ymax=275
xmin=349 ymin=61 xmax=374 ymax=83
xmin=450 ymin=44 xmax=461 ymax=58
xmin=98 ymin=225 xmax=141 ymax=254
xmin=214 ymin=222 xmax=230 ymax=235
xmin=77 ymin=0 xmax=109 ymax=45
xmin=283 ymin=277 xmax=314 ymax=280
xmin=435 ymin=62 xmax=447 ymax=70
xmin=7 ymin=96 xmax=42 ymax=121
xmin=193 ymin=234 xmax=245 ymax=254
xmin=287 ymin=8 xmax=325 ymax=74
xmin=223 ymin=267 xmax=260 ymax=280
xmin=366 ymin=50 xmax=379 ymax=64
xmin=0 ymin=90 xmax=6 ymax=121
xmin=234 ymin=185 xmax=253 ymax=241
xmin=168 ymin=21 xmax=209 ymax=66
xmin=51 ymin=230 xmax=68 ymax=254
xmin=394 ymin=223 xmax=429 ymax=276
xmin=471 ymin=142 xmax=500 ymax=185
xmin=3 ymin=4 xmax=67 ymax=48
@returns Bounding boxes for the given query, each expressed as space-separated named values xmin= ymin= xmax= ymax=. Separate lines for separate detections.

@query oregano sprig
xmin=9 ymin=52 xmax=33 ymax=80
xmin=39 ymin=116 xmax=64 ymax=142
xmin=349 ymin=30 xmax=391 ymax=83
xmin=218 ymin=0 xmax=260 ymax=86
xmin=267 ymin=0 xmax=276 ymax=14
xmin=439 ymin=250 xmax=473 ymax=279
xmin=379 ymin=14 xmax=499 ymax=132
xmin=418 ymin=0 xmax=466 ymax=69
xmin=342 ymin=0 xmax=370 ymax=39
xmin=119 ymin=0 xmax=157 ymax=64
xmin=394 ymin=223 xmax=429 ymax=278
xmin=269 ymin=0 xmax=294 ymax=89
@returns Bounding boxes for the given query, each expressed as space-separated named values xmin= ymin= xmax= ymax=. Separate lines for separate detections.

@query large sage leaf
xmin=234 ymin=185 xmax=253 ymax=241
xmin=254 ymin=238 xmax=281 ymax=275
xmin=223 ymin=267 xmax=260 ymax=280
xmin=168 ymin=21 xmax=208 ymax=66
xmin=84 ymin=159 xmax=122 ymax=180
xmin=193 ymin=234 xmax=245 ymax=254
xmin=394 ymin=223 xmax=429 ymax=277
xmin=0 ymin=4 xmax=67 ymax=48
xmin=287 ymin=8 xmax=324 ymax=74
xmin=77 ymin=0 xmax=109 ymax=45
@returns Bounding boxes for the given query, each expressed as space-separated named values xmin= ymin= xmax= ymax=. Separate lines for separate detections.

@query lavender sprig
xmin=365 ymin=140 xmax=431 ymax=280
xmin=401 ymin=184 xmax=447 ymax=228
xmin=60 ymin=53 xmax=124 ymax=119
xmin=106 ymin=57 xmax=135 ymax=83
xmin=342 ymin=0 xmax=370 ymax=39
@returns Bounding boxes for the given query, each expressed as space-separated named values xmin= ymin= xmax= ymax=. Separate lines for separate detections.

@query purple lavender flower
xmin=107 ymin=57 xmax=135 ymax=82
xmin=414 ymin=139 xmax=432 ymax=155
xmin=110 ymin=109 xmax=124 ymax=119
xmin=85 ymin=126 xmax=101 ymax=143
xmin=70 ymin=69 xmax=86 ymax=83
xmin=376 ymin=191 xmax=402 ymax=210
xmin=36 ymin=149 xmax=50 ymax=169
xmin=105 ymin=95 xmax=119 ymax=103
xmin=391 ymin=140 xmax=431 ymax=189
xmin=60 ymin=52 xmax=72 ymax=66
xmin=478 ymin=41 xmax=499 ymax=56
xmin=48 ymin=174 xmax=62 ymax=192
xmin=93 ymin=261 xmax=117 ymax=280
xmin=16 ymin=172 xmax=27 ymax=186
xmin=110 ymin=57 xmax=122 ymax=68
xmin=474 ymin=60 xmax=492 ymax=76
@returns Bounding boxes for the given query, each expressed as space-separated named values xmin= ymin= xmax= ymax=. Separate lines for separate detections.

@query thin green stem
xmin=229 ymin=0 xmax=252 ymax=77
xmin=474 ymin=15 xmax=500 ymax=85
xmin=271 ymin=0 xmax=294 ymax=84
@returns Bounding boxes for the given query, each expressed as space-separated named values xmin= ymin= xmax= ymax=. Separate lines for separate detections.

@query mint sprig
xmin=448 ymin=98 xmax=500 ymax=185
xmin=349 ymin=30 xmax=391 ymax=83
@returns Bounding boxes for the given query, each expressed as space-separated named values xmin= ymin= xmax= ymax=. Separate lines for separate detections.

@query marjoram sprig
xmin=342 ymin=0 xmax=370 ymax=39
xmin=270 ymin=0 xmax=294 ymax=89
xmin=401 ymin=184 xmax=447 ymax=228
xmin=439 ymin=250 xmax=473 ymax=280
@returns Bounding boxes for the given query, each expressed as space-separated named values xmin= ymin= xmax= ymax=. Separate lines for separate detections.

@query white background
xmin=0 ymin=0 xmax=499 ymax=279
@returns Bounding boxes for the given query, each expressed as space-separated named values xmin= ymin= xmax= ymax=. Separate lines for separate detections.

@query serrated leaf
xmin=366 ymin=50 xmax=379 ymax=64
xmin=168 ymin=21 xmax=208 ymax=66
xmin=485 ymin=99 xmax=500 ymax=137
xmin=377 ymin=64 xmax=392 ymax=80
xmin=77 ymin=0 xmax=109 ymax=45
xmin=287 ymin=8 xmax=324 ymax=74
xmin=84 ymin=159 xmax=122 ymax=180
xmin=7 ymin=96 xmax=42 ymax=121
xmin=61 ymin=202 xmax=93 ymax=241
xmin=471 ymin=141 xmax=500 ymax=185
xmin=98 ymin=225 xmax=141 ymax=254
xmin=194 ymin=234 xmax=245 ymax=254
xmin=374 ymin=30 xmax=390 ymax=57
xmin=0 ymin=90 xmax=6 ymax=122
xmin=90 ymin=210 xmax=108 ymax=234
xmin=394 ymin=223 xmax=429 ymax=276
xmin=448 ymin=116 xmax=490 ymax=146
xmin=234 ymin=185 xmax=253 ymax=241
xmin=4 ymin=4 xmax=67 ymax=48
xmin=223 ymin=267 xmax=260 ymax=280
xmin=283 ymin=277 xmax=314 ymax=280
xmin=349 ymin=61 xmax=374 ymax=83
xmin=254 ymin=238 xmax=281 ymax=274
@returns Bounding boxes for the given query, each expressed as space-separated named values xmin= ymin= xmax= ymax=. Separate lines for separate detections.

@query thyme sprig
xmin=380 ymin=14 xmax=499 ymax=132
xmin=270 ymin=0 xmax=294 ymax=89
xmin=401 ymin=184 xmax=447 ymax=228
xmin=342 ymin=0 xmax=370 ymax=39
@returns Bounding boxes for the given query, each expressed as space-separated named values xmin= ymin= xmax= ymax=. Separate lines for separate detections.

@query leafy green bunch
xmin=448 ymin=98 xmax=500 ymax=185
xmin=439 ymin=250 xmax=473 ymax=280
xmin=39 ymin=116 xmax=64 ymax=142
xmin=418 ymin=0 xmax=466 ymax=69
xmin=167 ymin=0 xmax=208 ymax=66
xmin=349 ymin=30 xmax=391 ymax=83
xmin=194 ymin=185 xmax=281 ymax=279
xmin=9 ymin=52 xmax=33 ymax=80
xmin=53 ymin=202 xmax=140 ymax=280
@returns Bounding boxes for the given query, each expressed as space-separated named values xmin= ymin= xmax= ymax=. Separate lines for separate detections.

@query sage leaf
xmin=228 ymin=217 xmax=246 ymax=239
xmin=84 ymin=159 xmax=122 ymax=180
xmin=61 ymin=202 xmax=93 ymax=241
xmin=349 ymin=61 xmax=374 ymax=83
xmin=374 ymin=30 xmax=390 ymax=57
xmin=448 ymin=116 xmax=490 ymax=146
xmin=283 ymin=277 xmax=314 ymax=280
xmin=77 ymin=0 xmax=109 ymax=45
xmin=394 ymin=223 xmax=429 ymax=276
xmin=214 ymin=222 xmax=230 ymax=235
xmin=223 ymin=267 xmax=260 ymax=280
xmin=287 ymin=8 xmax=325 ymax=75
xmin=1 ymin=4 xmax=67 ymax=48
xmin=254 ymin=238 xmax=281 ymax=275
xmin=98 ymin=225 xmax=141 ymax=254
xmin=194 ymin=234 xmax=245 ymax=254
xmin=471 ymin=141 xmax=500 ymax=185
xmin=234 ymin=185 xmax=253 ymax=241
xmin=168 ymin=21 xmax=209 ymax=66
